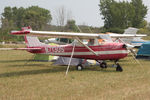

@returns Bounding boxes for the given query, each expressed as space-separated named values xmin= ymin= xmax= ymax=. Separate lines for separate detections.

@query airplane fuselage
xmin=27 ymin=42 xmax=128 ymax=60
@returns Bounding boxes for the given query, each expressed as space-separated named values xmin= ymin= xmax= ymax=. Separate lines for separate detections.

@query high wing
xmin=108 ymin=33 xmax=147 ymax=38
xmin=10 ymin=30 xmax=146 ymax=39
xmin=11 ymin=30 xmax=101 ymax=39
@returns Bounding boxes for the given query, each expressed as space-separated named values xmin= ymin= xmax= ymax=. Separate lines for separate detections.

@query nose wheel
xmin=116 ymin=64 xmax=123 ymax=72
xmin=114 ymin=60 xmax=123 ymax=72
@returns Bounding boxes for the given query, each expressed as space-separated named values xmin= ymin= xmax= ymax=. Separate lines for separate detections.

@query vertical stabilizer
xmin=22 ymin=27 xmax=46 ymax=47
xmin=123 ymin=27 xmax=139 ymax=35
xmin=24 ymin=36 xmax=45 ymax=47
xmin=122 ymin=27 xmax=139 ymax=44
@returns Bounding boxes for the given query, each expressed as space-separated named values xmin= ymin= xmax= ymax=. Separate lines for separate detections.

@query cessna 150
xmin=9 ymin=27 xmax=146 ymax=72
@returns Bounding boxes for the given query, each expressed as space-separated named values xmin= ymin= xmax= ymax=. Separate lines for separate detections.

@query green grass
xmin=0 ymin=49 xmax=150 ymax=100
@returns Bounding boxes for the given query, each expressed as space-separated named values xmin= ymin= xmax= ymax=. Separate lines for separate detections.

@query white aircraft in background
xmin=131 ymin=37 xmax=149 ymax=47
xmin=108 ymin=27 xmax=147 ymax=47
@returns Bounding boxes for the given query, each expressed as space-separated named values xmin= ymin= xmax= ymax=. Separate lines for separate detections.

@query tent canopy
xmin=136 ymin=42 xmax=150 ymax=59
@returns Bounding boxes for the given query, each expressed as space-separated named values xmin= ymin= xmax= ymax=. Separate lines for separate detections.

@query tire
xmin=76 ymin=64 xmax=83 ymax=71
xmin=116 ymin=64 xmax=123 ymax=72
xmin=100 ymin=62 xmax=107 ymax=68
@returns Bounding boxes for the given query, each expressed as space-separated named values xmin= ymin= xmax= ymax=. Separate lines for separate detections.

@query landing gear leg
xmin=114 ymin=60 xmax=123 ymax=72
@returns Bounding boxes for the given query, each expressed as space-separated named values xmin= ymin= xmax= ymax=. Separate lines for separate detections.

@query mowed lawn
xmin=0 ymin=47 xmax=150 ymax=100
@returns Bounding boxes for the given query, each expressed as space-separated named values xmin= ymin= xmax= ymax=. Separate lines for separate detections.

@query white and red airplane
xmin=8 ymin=27 xmax=145 ymax=72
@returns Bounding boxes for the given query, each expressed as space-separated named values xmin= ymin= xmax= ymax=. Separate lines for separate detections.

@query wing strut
xmin=75 ymin=37 xmax=98 ymax=56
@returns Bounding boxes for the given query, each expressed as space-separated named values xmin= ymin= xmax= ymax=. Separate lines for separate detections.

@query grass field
xmin=0 ymin=46 xmax=150 ymax=100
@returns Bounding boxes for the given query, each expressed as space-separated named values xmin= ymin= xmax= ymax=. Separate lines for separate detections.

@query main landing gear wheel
xmin=116 ymin=63 xmax=123 ymax=72
xmin=76 ymin=64 xmax=83 ymax=71
xmin=100 ymin=62 xmax=107 ymax=69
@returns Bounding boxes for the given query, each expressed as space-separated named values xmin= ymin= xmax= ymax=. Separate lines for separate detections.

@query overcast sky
xmin=0 ymin=0 xmax=150 ymax=27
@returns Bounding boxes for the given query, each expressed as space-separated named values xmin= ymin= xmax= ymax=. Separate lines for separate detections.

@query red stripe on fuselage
xmin=63 ymin=43 xmax=125 ymax=52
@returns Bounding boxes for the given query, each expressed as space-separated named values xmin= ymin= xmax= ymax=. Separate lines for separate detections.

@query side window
xmin=60 ymin=38 xmax=68 ymax=43
xmin=88 ymin=39 xmax=95 ymax=46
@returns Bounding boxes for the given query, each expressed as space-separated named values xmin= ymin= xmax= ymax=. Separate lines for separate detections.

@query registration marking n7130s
xmin=45 ymin=47 xmax=64 ymax=53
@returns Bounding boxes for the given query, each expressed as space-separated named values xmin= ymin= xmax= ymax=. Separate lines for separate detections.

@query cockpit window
xmin=88 ymin=39 xmax=95 ymax=46
xmin=99 ymin=34 xmax=113 ymax=42
xmin=71 ymin=34 xmax=113 ymax=46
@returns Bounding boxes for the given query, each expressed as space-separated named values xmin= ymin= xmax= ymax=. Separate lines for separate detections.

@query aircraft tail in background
xmin=122 ymin=27 xmax=139 ymax=44
xmin=123 ymin=27 xmax=139 ymax=35
xmin=123 ymin=27 xmax=148 ymax=47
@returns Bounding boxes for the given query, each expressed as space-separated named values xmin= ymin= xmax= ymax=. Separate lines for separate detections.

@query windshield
xmin=99 ymin=34 xmax=113 ymax=42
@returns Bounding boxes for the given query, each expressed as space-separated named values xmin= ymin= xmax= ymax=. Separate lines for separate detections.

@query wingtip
xmin=10 ymin=30 xmax=30 ymax=35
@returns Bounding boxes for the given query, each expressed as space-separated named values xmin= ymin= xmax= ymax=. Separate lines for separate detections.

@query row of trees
xmin=99 ymin=0 xmax=147 ymax=31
